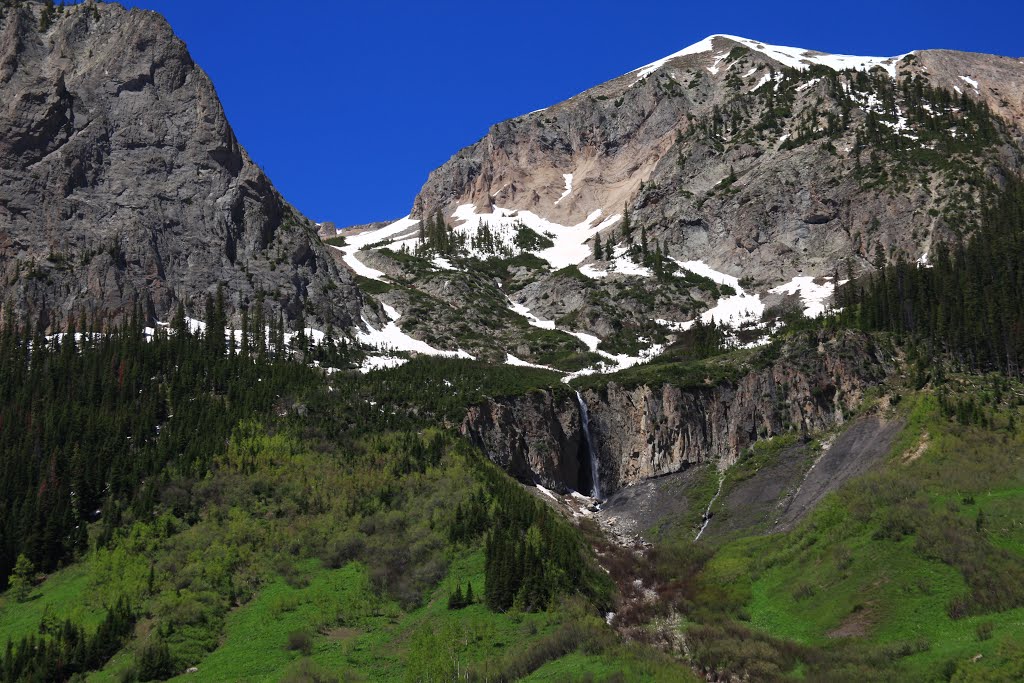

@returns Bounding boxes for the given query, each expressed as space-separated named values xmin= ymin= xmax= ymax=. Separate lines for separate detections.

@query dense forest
xmin=837 ymin=174 xmax=1024 ymax=376
xmin=0 ymin=305 xmax=616 ymax=680
xmin=0 ymin=298 xmax=355 ymax=592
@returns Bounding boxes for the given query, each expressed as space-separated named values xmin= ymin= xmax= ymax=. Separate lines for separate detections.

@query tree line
xmin=836 ymin=173 xmax=1024 ymax=376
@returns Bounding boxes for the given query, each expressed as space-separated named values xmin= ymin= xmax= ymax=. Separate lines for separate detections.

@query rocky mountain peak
xmin=629 ymin=34 xmax=908 ymax=83
xmin=337 ymin=33 xmax=1024 ymax=372
xmin=407 ymin=33 xmax=1023 ymax=279
xmin=0 ymin=1 xmax=364 ymax=332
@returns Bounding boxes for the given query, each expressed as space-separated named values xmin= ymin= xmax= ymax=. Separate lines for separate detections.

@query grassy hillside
xmin=0 ymin=326 xmax=694 ymax=682
xmin=2 ymin=316 xmax=1023 ymax=682
xmin=668 ymin=380 xmax=1024 ymax=681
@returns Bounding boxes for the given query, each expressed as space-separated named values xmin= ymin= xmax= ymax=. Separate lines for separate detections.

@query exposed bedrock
xmin=461 ymin=331 xmax=892 ymax=493
xmin=0 ymin=3 xmax=363 ymax=331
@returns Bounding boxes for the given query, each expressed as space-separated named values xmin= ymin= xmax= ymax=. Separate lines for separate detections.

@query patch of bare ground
xmin=827 ymin=606 xmax=876 ymax=639
xmin=325 ymin=627 xmax=360 ymax=642
xmin=902 ymin=431 xmax=930 ymax=464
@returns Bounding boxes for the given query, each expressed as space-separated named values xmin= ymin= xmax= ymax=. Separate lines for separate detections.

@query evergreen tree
xmin=239 ymin=307 xmax=250 ymax=359
xmin=838 ymin=174 xmax=1024 ymax=377
xmin=137 ymin=637 xmax=175 ymax=680
xmin=39 ymin=0 xmax=55 ymax=31
xmin=9 ymin=554 xmax=33 ymax=602
xmin=447 ymin=582 xmax=464 ymax=610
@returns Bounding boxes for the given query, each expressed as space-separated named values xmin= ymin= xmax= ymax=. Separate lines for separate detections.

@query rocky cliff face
xmin=462 ymin=389 xmax=585 ymax=492
xmin=0 ymin=2 xmax=363 ymax=331
xmin=336 ymin=35 xmax=1024 ymax=371
xmin=412 ymin=35 xmax=1024 ymax=286
xmin=462 ymin=331 xmax=892 ymax=493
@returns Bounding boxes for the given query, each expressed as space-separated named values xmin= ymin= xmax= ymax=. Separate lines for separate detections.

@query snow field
xmin=768 ymin=276 xmax=837 ymax=318
xmin=629 ymin=34 xmax=907 ymax=85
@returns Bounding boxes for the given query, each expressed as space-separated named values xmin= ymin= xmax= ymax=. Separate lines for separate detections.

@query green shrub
xmin=137 ymin=638 xmax=176 ymax=682
xmin=286 ymin=630 xmax=314 ymax=656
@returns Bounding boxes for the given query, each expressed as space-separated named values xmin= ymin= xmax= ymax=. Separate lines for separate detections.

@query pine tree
xmin=171 ymin=302 xmax=187 ymax=339
xmin=10 ymin=553 xmax=34 ymax=602
xmin=594 ymin=234 xmax=604 ymax=261
xmin=447 ymin=582 xmax=464 ymax=610
xmin=239 ymin=307 xmax=250 ymax=358
xmin=40 ymin=0 xmax=55 ymax=31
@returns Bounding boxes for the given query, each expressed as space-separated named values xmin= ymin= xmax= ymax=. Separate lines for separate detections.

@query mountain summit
xmin=335 ymin=34 xmax=1024 ymax=371
xmin=0 ymin=1 xmax=364 ymax=332
xmin=630 ymin=34 xmax=908 ymax=81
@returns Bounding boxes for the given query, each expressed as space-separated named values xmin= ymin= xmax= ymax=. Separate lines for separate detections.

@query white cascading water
xmin=694 ymin=475 xmax=724 ymax=542
xmin=575 ymin=391 xmax=601 ymax=500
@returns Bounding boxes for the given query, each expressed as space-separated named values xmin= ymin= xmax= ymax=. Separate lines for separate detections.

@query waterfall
xmin=575 ymin=391 xmax=601 ymax=500
xmin=694 ymin=475 xmax=724 ymax=542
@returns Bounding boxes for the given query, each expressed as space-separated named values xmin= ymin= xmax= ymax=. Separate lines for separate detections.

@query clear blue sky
xmin=121 ymin=0 xmax=1024 ymax=226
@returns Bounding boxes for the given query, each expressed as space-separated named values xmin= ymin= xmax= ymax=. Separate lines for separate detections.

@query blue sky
xmin=122 ymin=0 xmax=1024 ymax=226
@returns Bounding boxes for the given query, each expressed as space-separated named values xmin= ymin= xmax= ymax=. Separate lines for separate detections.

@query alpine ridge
xmin=333 ymin=32 xmax=1024 ymax=374
xmin=2 ymin=7 xmax=1024 ymax=682
xmin=0 ymin=1 xmax=365 ymax=333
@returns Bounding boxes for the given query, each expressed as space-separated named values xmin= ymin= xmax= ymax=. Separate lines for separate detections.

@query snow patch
xmin=555 ymin=173 xmax=574 ymax=205
xmin=655 ymin=260 xmax=764 ymax=332
xmin=562 ymin=342 xmax=666 ymax=384
xmin=335 ymin=216 xmax=420 ymax=281
xmin=451 ymin=204 xmax=620 ymax=270
xmin=960 ymin=75 xmax=979 ymax=90
xmin=507 ymin=297 xmax=556 ymax=330
xmin=431 ymin=256 xmax=456 ymax=271
xmin=796 ymin=77 xmax=822 ymax=92
xmin=769 ymin=277 xmax=836 ymax=318
xmin=505 ymin=354 xmax=561 ymax=373
xmin=568 ymin=331 xmax=602 ymax=353
xmin=706 ymin=52 xmax=729 ymax=75
xmin=360 ymin=356 xmax=409 ymax=373
xmin=631 ymin=35 xmax=717 ymax=82
xmin=535 ymin=484 xmax=559 ymax=501
xmin=356 ymin=303 xmax=474 ymax=369
xmin=751 ymin=73 xmax=772 ymax=91
xmin=579 ymin=244 xmax=654 ymax=279
xmin=631 ymin=34 xmax=907 ymax=83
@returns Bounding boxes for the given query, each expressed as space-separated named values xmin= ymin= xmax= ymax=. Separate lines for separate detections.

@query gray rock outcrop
xmin=411 ymin=36 xmax=1024 ymax=288
xmin=462 ymin=331 xmax=892 ymax=493
xmin=462 ymin=389 xmax=584 ymax=492
xmin=0 ymin=2 xmax=363 ymax=331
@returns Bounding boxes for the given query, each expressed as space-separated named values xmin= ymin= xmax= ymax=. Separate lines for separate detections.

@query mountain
xmin=0 ymin=10 xmax=1023 ymax=682
xmin=335 ymin=34 xmax=1024 ymax=372
xmin=0 ymin=1 xmax=364 ymax=332
xmin=413 ymin=33 xmax=1024 ymax=277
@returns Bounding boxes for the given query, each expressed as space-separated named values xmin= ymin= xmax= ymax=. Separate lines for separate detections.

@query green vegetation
xmin=839 ymin=175 xmax=1024 ymax=377
xmin=0 ymin=321 xmax=690 ymax=682
xmin=574 ymin=330 xmax=753 ymax=391
xmin=659 ymin=385 xmax=1024 ymax=681
xmin=514 ymin=222 xmax=554 ymax=252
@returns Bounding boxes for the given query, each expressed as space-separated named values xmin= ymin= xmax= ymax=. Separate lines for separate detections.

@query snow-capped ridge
xmin=631 ymin=34 xmax=909 ymax=82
